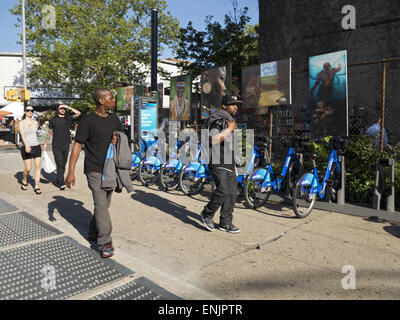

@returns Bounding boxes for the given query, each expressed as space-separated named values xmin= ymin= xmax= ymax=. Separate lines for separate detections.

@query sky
xmin=0 ymin=0 xmax=259 ymax=59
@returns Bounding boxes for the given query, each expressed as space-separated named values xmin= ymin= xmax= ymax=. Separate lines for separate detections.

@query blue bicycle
xmin=138 ymin=131 xmax=166 ymax=187
xmin=244 ymin=137 xmax=303 ymax=209
xmin=130 ymin=137 xmax=147 ymax=181
xmin=178 ymin=143 xmax=211 ymax=195
xmin=159 ymin=139 xmax=201 ymax=191
xmin=292 ymin=137 xmax=346 ymax=218
xmin=178 ymin=140 xmax=266 ymax=197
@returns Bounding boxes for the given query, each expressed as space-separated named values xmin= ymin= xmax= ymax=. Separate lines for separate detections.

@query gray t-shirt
xmin=23 ymin=121 xmax=39 ymax=146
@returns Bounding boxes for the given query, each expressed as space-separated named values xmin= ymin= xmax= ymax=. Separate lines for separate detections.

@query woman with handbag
xmin=19 ymin=106 xmax=42 ymax=195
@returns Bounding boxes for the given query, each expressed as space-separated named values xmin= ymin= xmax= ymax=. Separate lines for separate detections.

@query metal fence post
xmin=337 ymin=155 xmax=346 ymax=205
xmin=387 ymin=158 xmax=395 ymax=212
xmin=373 ymin=158 xmax=382 ymax=210
xmin=380 ymin=62 xmax=386 ymax=152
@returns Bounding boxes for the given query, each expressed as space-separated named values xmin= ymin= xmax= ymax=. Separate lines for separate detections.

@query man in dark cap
xmin=200 ymin=95 xmax=242 ymax=234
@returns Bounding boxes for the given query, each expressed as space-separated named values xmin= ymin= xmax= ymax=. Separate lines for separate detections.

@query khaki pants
xmin=86 ymin=172 xmax=113 ymax=246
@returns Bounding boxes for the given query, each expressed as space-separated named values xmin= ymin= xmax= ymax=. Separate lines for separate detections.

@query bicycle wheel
xmin=130 ymin=165 xmax=139 ymax=181
xmin=244 ymin=169 xmax=270 ymax=209
xmin=178 ymin=165 xmax=205 ymax=195
xmin=160 ymin=163 xmax=179 ymax=191
xmin=138 ymin=159 xmax=160 ymax=187
xmin=286 ymin=160 xmax=300 ymax=195
xmin=292 ymin=173 xmax=317 ymax=218
xmin=326 ymin=163 xmax=340 ymax=202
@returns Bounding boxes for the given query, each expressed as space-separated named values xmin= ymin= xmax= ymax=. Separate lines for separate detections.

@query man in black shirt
xmin=44 ymin=104 xmax=81 ymax=190
xmin=200 ymin=95 xmax=241 ymax=234
xmin=66 ymin=88 xmax=121 ymax=258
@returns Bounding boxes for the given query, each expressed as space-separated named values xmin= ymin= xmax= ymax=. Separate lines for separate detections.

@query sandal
xmin=21 ymin=183 xmax=28 ymax=191
xmin=34 ymin=187 xmax=42 ymax=195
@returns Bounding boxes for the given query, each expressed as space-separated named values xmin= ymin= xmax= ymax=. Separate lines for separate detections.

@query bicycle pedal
xmin=260 ymin=186 xmax=271 ymax=193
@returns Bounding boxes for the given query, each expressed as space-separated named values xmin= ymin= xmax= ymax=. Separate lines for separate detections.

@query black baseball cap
xmin=221 ymin=95 xmax=242 ymax=106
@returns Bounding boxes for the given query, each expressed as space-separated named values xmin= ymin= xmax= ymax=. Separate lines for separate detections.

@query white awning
xmin=0 ymin=101 xmax=24 ymax=119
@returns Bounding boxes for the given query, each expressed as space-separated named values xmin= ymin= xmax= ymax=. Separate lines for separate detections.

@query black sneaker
xmin=99 ymin=242 xmax=114 ymax=258
xmin=219 ymin=224 xmax=240 ymax=234
xmin=60 ymin=185 xmax=66 ymax=191
xmin=86 ymin=234 xmax=97 ymax=243
xmin=200 ymin=212 xmax=215 ymax=231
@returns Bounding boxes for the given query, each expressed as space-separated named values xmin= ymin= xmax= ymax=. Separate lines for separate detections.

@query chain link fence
xmin=235 ymin=58 xmax=400 ymax=162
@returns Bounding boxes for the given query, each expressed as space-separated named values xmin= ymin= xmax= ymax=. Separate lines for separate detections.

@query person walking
xmin=43 ymin=104 xmax=81 ymax=190
xmin=65 ymin=88 xmax=121 ymax=258
xmin=19 ymin=105 xmax=42 ymax=195
xmin=200 ymin=95 xmax=241 ymax=234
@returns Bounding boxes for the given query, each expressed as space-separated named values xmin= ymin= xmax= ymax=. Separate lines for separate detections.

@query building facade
xmin=258 ymin=0 xmax=400 ymax=143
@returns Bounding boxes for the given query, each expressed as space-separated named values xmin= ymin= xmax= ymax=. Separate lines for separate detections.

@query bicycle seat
xmin=303 ymin=152 xmax=317 ymax=160
xmin=331 ymin=136 xmax=348 ymax=152
xmin=255 ymin=136 xmax=270 ymax=147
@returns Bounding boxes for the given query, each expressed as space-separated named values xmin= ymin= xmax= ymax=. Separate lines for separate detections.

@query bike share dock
xmin=269 ymin=155 xmax=400 ymax=223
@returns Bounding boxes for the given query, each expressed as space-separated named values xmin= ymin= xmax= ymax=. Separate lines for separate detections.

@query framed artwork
xmin=200 ymin=64 xmax=232 ymax=119
xmin=169 ymin=75 xmax=192 ymax=121
xmin=309 ymin=50 xmax=348 ymax=136
xmin=257 ymin=58 xmax=291 ymax=114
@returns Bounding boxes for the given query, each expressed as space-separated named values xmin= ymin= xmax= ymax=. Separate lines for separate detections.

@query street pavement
xmin=0 ymin=148 xmax=400 ymax=300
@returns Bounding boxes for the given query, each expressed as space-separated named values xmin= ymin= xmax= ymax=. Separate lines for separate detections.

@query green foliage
xmin=308 ymin=135 xmax=399 ymax=208
xmin=10 ymin=0 xmax=179 ymax=112
xmin=175 ymin=1 xmax=258 ymax=95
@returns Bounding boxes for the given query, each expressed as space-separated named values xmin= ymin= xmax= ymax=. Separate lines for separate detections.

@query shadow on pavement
xmin=14 ymin=171 xmax=56 ymax=187
xmin=47 ymin=195 xmax=92 ymax=240
xmin=383 ymin=223 xmax=400 ymax=239
xmin=41 ymin=170 xmax=59 ymax=187
xmin=131 ymin=189 xmax=206 ymax=231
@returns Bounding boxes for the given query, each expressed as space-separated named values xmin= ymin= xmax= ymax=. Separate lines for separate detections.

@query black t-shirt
xmin=75 ymin=112 xmax=121 ymax=174
xmin=49 ymin=115 xmax=74 ymax=147
xmin=209 ymin=119 xmax=235 ymax=171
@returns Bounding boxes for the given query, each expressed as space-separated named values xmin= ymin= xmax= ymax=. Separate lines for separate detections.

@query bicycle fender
xmin=131 ymin=153 xmax=141 ymax=167
xmin=184 ymin=162 xmax=201 ymax=172
xmin=300 ymin=173 xmax=318 ymax=188
xmin=250 ymin=168 xmax=267 ymax=181
xmin=144 ymin=156 xmax=158 ymax=166
xmin=165 ymin=159 xmax=179 ymax=169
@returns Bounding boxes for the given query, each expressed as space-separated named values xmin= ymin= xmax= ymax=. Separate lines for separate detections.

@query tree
xmin=175 ymin=1 xmax=258 ymax=96
xmin=10 ymin=0 xmax=179 ymax=112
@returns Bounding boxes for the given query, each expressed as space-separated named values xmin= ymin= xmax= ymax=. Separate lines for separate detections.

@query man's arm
xmin=43 ymin=128 xmax=53 ymax=151
xmin=310 ymin=78 xmax=321 ymax=94
xmin=211 ymin=120 xmax=237 ymax=145
xmin=65 ymin=141 xmax=83 ymax=188
xmin=333 ymin=64 xmax=342 ymax=73
xmin=62 ymin=104 xmax=81 ymax=119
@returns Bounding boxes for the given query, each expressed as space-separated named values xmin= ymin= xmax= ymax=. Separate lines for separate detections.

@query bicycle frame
xmin=164 ymin=141 xmax=201 ymax=174
xmin=236 ymin=145 xmax=263 ymax=187
xmin=250 ymin=147 xmax=299 ymax=192
xmin=182 ymin=144 xmax=211 ymax=182
xmin=301 ymin=149 xmax=340 ymax=199
xmin=142 ymin=138 xmax=165 ymax=173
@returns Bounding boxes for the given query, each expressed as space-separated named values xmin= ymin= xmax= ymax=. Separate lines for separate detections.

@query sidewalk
xmin=1 ymin=149 xmax=400 ymax=299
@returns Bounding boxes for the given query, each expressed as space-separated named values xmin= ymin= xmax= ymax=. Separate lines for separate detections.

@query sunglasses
xmin=26 ymin=109 xmax=34 ymax=112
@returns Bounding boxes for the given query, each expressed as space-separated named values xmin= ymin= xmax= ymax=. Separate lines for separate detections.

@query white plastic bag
xmin=41 ymin=150 xmax=56 ymax=173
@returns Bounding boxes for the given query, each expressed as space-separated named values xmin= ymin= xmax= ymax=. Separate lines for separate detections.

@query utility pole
xmin=22 ymin=0 xmax=27 ymax=92
xmin=151 ymin=9 xmax=158 ymax=93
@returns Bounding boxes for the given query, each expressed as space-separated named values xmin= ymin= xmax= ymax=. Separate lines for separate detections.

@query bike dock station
xmin=268 ymin=155 xmax=400 ymax=223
